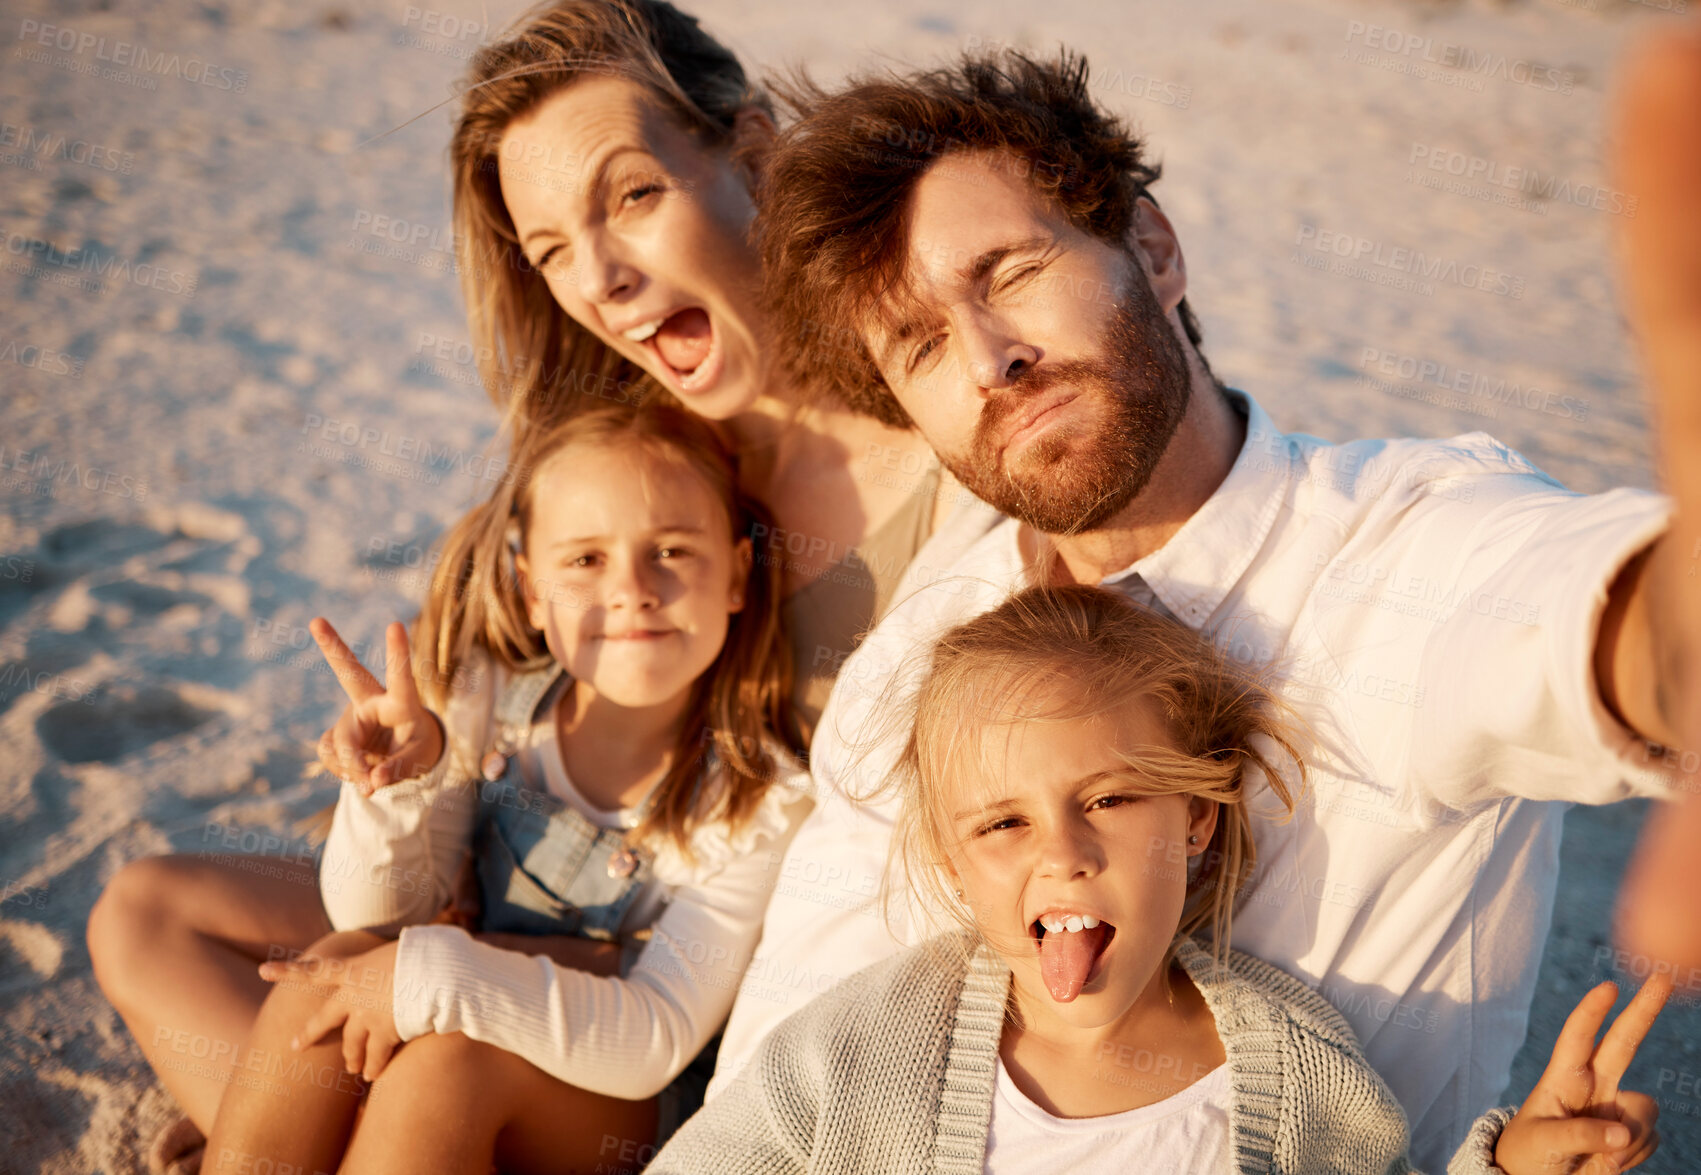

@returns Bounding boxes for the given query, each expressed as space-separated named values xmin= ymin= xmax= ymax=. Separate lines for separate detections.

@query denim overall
xmin=470 ymin=666 xmax=719 ymax=1145
xmin=472 ymin=667 xmax=651 ymax=940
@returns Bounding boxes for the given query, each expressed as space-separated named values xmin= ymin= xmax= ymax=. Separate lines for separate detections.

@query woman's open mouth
xmin=1031 ymin=914 xmax=1116 ymax=1003
xmin=626 ymin=307 xmax=723 ymax=395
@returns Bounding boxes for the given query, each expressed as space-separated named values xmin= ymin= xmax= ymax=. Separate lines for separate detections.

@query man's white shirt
xmin=714 ymin=392 xmax=1673 ymax=1171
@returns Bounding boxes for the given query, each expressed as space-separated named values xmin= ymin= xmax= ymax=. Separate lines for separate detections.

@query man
xmin=714 ymin=42 xmax=1698 ymax=1169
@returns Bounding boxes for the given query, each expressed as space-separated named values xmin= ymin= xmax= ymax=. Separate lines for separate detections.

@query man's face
xmin=867 ymin=151 xmax=1194 ymax=535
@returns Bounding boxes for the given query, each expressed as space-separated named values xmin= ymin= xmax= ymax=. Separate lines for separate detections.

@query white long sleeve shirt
xmin=319 ymin=658 xmax=814 ymax=1099
xmin=712 ymin=392 xmax=1673 ymax=1171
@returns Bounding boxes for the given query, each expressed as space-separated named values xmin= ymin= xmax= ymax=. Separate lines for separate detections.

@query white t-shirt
xmin=712 ymin=392 xmax=1673 ymax=1171
xmin=985 ymin=1061 xmax=1232 ymax=1175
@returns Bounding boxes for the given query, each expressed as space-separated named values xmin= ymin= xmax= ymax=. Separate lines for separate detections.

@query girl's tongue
xmin=1038 ymin=922 xmax=1110 ymax=1003
xmin=653 ymin=308 xmax=712 ymax=376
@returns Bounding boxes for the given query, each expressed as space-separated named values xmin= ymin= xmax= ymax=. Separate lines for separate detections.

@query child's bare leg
xmin=87 ymin=854 xmax=333 ymax=1130
xmin=343 ymin=1031 xmax=659 ymax=1175
xmin=202 ymin=930 xmax=385 ymax=1175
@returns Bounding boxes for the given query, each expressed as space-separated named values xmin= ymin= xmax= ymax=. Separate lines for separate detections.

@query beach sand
xmin=2 ymin=0 xmax=1698 ymax=1170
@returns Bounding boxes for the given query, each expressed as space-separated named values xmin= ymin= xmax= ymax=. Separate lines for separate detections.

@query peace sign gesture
xmin=311 ymin=618 xmax=444 ymax=795
xmin=1493 ymin=973 xmax=1672 ymax=1175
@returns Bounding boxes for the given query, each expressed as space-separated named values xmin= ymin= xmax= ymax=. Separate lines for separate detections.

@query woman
xmin=87 ymin=2 xmax=970 ymax=1169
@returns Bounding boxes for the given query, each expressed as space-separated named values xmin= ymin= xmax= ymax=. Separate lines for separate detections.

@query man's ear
xmin=730 ymin=105 xmax=778 ymax=189
xmin=1185 ymin=796 xmax=1219 ymax=858
xmin=1126 ymin=196 xmax=1188 ymax=314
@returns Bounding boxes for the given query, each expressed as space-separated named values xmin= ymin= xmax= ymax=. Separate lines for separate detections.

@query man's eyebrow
xmin=875 ymin=234 xmax=1054 ymax=368
xmin=517 ymin=145 xmax=649 ymax=251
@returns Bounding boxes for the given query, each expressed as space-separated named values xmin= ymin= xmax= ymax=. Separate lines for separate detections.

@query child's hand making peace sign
xmin=311 ymin=618 xmax=444 ymax=795
xmin=1493 ymin=972 xmax=1672 ymax=1175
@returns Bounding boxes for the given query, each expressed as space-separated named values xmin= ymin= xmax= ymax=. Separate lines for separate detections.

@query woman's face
xmin=499 ymin=75 xmax=769 ymax=420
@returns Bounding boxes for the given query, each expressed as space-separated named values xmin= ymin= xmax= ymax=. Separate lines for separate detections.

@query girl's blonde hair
xmin=415 ymin=400 xmax=800 ymax=859
xmin=450 ymin=0 xmax=772 ymax=433
xmin=892 ymin=584 xmax=1303 ymax=960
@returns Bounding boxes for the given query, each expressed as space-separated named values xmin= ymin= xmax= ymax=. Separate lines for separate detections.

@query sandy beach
xmin=2 ymin=0 xmax=1698 ymax=1169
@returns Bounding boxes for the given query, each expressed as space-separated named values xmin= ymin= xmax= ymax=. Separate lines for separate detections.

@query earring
xmin=1188 ymin=835 xmax=1199 ymax=845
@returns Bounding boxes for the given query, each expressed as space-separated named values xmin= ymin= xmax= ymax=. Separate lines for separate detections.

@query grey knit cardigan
xmin=651 ymin=933 xmax=1513 ymax=1175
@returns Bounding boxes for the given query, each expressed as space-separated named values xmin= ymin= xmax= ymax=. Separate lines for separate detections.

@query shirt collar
xmin=1098 ymin=390 xmax=1291 ymax=628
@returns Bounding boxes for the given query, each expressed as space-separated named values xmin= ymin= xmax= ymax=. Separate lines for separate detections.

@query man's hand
xmin=261 ymin=938 xmax=405 ymax=1083
xmin=1493 ymin=974 xmax=1670 ymax=1175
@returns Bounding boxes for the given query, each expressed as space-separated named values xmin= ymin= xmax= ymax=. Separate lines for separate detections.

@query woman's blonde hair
xmin=892 ymin=584 xmax=1303 ymax=961
xmin=450 ymin=0 xmax=772 ymax=432
xmin=415 ymin=400 xmax=800 ymax=859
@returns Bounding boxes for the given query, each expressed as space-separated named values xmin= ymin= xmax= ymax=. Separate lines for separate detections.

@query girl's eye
xmin=656 ymin=546 xmax=690 ymax=560
xmin=569 ymin=553 xmax=601 ymax=569
xmin=1089 ymin=794 xmax=1133 ymax=811
xmin=975 ymin=816 xmax=1022 ymax=837
xmin=622 ymin=183 xmax=661 ymax=207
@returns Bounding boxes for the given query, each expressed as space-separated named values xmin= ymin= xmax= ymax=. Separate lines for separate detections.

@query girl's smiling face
xmin=939 ymin=693 xmax=1217 ymax=1033
xmin=515 ymin=439 xmax=750 ymax=710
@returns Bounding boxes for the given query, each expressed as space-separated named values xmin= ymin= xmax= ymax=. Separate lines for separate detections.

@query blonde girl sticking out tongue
xmin=649 ymin=585 xmax=1671 ymax=1175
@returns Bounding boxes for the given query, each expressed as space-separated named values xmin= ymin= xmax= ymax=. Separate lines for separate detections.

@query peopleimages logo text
xmin=16 ymin=20 xmax=249 ymax=92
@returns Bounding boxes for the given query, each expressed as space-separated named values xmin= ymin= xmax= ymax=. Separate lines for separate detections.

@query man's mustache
xmin=972 ymin=359 xmax=1111 ymax=454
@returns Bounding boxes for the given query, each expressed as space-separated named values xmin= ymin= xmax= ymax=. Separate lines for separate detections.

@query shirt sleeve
xmin=317 ymin=757 xmax=478 ymax=935
xmin=318 ymin=654 xmax=496 ymax=934
xmin=390 ymin=784 xmax=814 ymax=1100
xmin=1403 ymin=479 xmax=1673 ymax=809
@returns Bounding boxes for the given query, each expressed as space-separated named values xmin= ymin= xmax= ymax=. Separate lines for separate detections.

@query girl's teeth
xmin=1039 ymin=915 xmax=1102 ymax=934
xmin=623 ymin=320 xmax=661 ymax=342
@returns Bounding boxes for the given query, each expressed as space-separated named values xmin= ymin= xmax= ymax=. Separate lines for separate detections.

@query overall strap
xmin=488 ymin=665 xmax=566 ymax=756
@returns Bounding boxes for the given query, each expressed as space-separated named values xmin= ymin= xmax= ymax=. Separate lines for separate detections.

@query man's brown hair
xmin=759 ymin=50 xmax=1209 ymax=429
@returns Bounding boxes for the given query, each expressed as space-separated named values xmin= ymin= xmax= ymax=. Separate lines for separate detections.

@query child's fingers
xmin=362 ymin=1032 xmax=399 ymax=1083
xmin=1602 ymin=1092 xmax=1662 ymax=1173
xmin=341 ymin=1019 xmax=368 ymax=1077
xmin=328 ymin=706 xmax=377 ymax=790
xmin=311 ymin=618 xmax=384 ymax=705
xmin=1534 ymin=981 xmax=1619 ymax=1099
xmin=1520 ymin=1116 xmax=1634 ymax=1167
xmin=382 ymin=622 xmax=423 ymax=708
xmin=1590 ymin=972 xmax=1673 ymax=1101
xmin=294 ymin=1002 xmax=348 ymax=1051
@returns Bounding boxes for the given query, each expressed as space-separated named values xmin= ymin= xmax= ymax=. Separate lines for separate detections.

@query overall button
xmin=607 ymin=849 xmax=639 ymax=880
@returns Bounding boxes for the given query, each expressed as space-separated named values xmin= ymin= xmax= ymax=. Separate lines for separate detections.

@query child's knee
xmin=88 ymin=856 xmax=176 ymax=974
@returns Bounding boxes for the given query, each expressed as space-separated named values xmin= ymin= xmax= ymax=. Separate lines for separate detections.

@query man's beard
xmin=942 ymin=258 xmax=1194 ymax=537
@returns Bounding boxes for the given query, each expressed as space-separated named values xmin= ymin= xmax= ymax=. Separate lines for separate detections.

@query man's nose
xmin=955 ymin=310 xmax=1038 ymax=393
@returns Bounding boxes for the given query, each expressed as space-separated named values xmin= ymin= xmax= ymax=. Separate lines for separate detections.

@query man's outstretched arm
xmin=1595 ymin=25 xmax=1701 ymax=970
